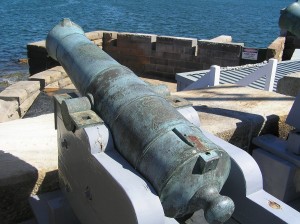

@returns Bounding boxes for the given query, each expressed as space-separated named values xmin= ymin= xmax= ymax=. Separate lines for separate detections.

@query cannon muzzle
xmin=279 ymin=1 xmax=300 ymax=37
xmin=46 ymin=18 xmax=234 ymax=223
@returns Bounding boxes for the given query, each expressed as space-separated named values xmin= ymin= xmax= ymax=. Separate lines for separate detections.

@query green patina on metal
xmin=46 ymin=19 xmax=234 ymax=223
xmin=279 ymin=1 xmax=300 ymax=37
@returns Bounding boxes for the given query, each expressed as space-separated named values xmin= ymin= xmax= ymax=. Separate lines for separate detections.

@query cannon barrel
xmin=279 ymin=1 xmax=300 ymax=37
xmin=46 ymin=19 xmax=234 ymax=223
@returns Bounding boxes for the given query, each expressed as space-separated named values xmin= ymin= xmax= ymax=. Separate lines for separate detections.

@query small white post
xmin=208 ymin=65 xmax=220 ymax=86
xmin=264 ymin=59 xmax=277 ymax=92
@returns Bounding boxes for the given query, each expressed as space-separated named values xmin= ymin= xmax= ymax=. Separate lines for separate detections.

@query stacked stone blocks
xmin=0 ymin=66 xmax=75 ymax=123
xmin=151 ymin=36 xmax=199 ymax=78
xmin=0 ymin=81 xmax=40 ymax=122
xmin=85 ymin=31 xmax=103 ymax=48
xmin=29 ymin=66 xmax=70 ymax=89
xmin=102 ymin=32 xmax=242 ymax=80
xmin=112 ymin=33 xmax=154 ymax=74
xmin=27 ymin=31 xmax=277 ymax=81
xmin=197 ymin=41 xmax=243 ymax=69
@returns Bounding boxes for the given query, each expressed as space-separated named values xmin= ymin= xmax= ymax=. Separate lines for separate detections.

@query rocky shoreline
xmin=0 ymin=69 xmax=29 ymax=91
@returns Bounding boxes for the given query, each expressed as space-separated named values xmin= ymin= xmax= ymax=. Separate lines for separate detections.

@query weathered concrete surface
xmin=0 ymin=67 xmax=75 ymax=123
xmin=268 ymin=36 xmax=286 ymax=61
xmin=48 ymin=65 xmax=66 ymax=73
xmin=0 ymin=88 xmax=28 ymax=104
xmin=19 ymin=91 xmax=40 ymax=117
xmin=0 ymin=81 xmax=40 ymax=105
xmin=58 ymin=77 xmax=73 ymax=88
xmin=0 ymin=99 xmax=19 ymax=122
xmin=173 ymin=84 xmax=294 ymax=151
xmin=0 ymin=81 xmax=41 ymax=122
xmin=44 ymin=80 xmax=59 ymax=90
xmin=44 ymin=77 xmax=73 ymax=91
xmin=85 ymin=30 xmax=103 ymax=40
xmin=62 ymin=83 xmax=76 ymax=90
xmin=29 ymin=70 xmax=68 ymax=89
xmin=209 ymin=35 xmax=232 ymax=43
xmin=0 ymin=114 xmax=58 ymax=223
xmin=277 ymin=72 xmax=300 ymax=97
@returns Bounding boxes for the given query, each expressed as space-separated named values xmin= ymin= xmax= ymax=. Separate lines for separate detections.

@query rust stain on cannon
xmin=187 ymin=135 xmax=207 ymax=151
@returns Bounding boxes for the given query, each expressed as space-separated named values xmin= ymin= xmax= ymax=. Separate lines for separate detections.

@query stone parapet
xmin=27 ymin=31 xmax=278 ymax=82
xmin=197 ymin=41 xmax=243 ymax=69
xmin=0 ymin=81 xmax=40 ymax=123
xmin=173 ymin=84 xmax=294 ymax=152
xmin=0 ymin=66 xmax=76 ymax=123
xmin=101 ymin=32 xmax=249 ymax=80
xmin=277 ymin=72 xmax=300 ymax=96
xmin=28 ymin=66 xmax=68 ymax=89
xmin=268 ymin=36 xmax=286 ymax=61
xmin=29 ymin=31 xmax=269 ymax=81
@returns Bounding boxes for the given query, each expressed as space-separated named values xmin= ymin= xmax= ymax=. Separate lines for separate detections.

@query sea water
xmin=0 ymin=0 xmax=293 ymax=77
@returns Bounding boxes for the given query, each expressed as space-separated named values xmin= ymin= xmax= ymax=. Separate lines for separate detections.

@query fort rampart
xmin=27 ymin=31 xmax=278 ymax=80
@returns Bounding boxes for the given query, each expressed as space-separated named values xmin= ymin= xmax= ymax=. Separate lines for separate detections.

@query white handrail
xmin=181 ymin=59 xmax=277 ymax=92
xmin=183 ymin=65 xmax=220 ymax=91
xmin=236 ymin=59 xmax=278 ymax=92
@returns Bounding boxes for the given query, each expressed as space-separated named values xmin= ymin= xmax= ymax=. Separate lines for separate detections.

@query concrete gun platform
xmin=0 ymin=82 xmax=296 ymax=223
xmin=0 ymin=114 xmax=58 ymax=223
xmin=173 ymin=84 xmax=295 ymax=151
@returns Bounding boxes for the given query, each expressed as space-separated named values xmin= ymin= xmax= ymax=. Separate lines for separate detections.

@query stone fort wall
xmin=27 ymin=30 xmax=277 ymax=80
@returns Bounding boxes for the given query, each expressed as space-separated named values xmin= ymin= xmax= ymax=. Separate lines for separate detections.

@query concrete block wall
xmin=277 ymin=72 xmax=300 ymax=97
xmin=102 ymin=32 xmax=245 ymax=80
xmin=27 ymin=30 xmax=277 ymax=81
xmin=151 ymin=36 xmax=200 ymax=78
xmin=28 ymin=31 xmax=246 ymax=80
xmin=103 ymin=32 xmax=154 ymax=75
xmin=197 ymin=41 xmax=243 ymax=69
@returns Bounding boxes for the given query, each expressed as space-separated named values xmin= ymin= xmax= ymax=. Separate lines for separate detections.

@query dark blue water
xmin=0 ymin=0 xmax=293 ymax=77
